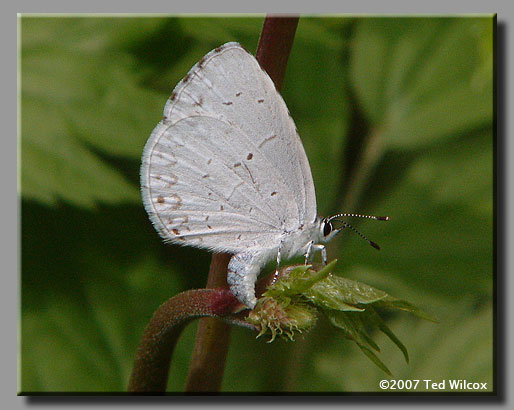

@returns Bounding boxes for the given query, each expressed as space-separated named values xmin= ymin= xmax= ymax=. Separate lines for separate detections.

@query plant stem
xmin=128 ymin=288 xmax=240 ymax=393
xmin=256 ymin=15 xmax=299 ymax=92
xmin=183 ymin=14 xmax=299 ymax=392
xmin=184 ymin=253 xmax=232 ymax=392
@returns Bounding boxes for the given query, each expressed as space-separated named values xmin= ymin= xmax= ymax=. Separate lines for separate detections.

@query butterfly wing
xmin=141 ymin=42 xmax=317 ymax=253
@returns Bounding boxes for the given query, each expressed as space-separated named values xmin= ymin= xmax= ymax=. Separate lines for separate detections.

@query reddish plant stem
xmin=128 ymin=288 xmax=240 ymax=393
xmin=184 ymin=15 xmax=300 ymax=393
xmin=184 ymin=253 xmax=232 ymax=392
xmin=256 ymin=15 xmax=299 ymax=92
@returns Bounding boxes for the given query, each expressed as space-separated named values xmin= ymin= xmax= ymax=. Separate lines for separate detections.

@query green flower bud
xmin=247 ymin=296 xmax=317 ymax=342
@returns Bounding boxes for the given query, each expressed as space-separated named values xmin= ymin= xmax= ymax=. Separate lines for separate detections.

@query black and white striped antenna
xmin=328 ymin=213 xmax=389 ymax=250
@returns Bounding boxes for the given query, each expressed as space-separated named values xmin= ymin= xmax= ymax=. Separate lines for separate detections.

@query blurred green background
xmin=20 ymin=16 xmax=494 ymax=392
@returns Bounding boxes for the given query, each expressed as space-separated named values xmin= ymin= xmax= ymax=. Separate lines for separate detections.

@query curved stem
xmin=128 ymin=288 xmax=240 ymax=393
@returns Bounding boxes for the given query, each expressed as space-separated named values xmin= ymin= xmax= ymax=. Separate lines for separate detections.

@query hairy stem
xmin=128 ymin=288 xmax=240 ymax=393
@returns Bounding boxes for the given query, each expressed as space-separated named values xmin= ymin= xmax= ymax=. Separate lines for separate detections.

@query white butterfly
xmin=141 ymin=42 xmax=387 ymax=308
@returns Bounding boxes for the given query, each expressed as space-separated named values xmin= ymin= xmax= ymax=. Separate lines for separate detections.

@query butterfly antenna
xmin=339 ymin=221 xmax=382 ymax=250
xmin=329 ymin=213 xmax=390 ymax=222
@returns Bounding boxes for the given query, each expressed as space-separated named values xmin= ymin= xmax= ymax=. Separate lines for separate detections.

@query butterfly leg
xmin=320 ymin=244 xmax=327 ymax=265
xmin=271 ymin=238 xmax=285 ymax=285
xmin=304 ymin=241 xmax=314 ymax=264
xmin=309 ymin=244 xmax=327 ymax=265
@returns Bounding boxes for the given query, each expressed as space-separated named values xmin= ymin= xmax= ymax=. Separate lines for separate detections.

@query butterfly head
xmin=318 ymin=217 xmax=341 ymax=243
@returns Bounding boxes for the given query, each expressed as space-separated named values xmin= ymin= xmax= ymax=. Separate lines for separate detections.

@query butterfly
xmin=141 ymin=42 xmax=388 ymax=309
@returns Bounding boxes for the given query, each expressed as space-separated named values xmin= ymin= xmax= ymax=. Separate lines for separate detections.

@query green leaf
xmin=315 ymin=302 xmax=493 ymax=392
xmin=358 ymin=345 xmax=393 ymax=377
xmin=350 ymin=17 xmax=493 ymax=149
xmin=376 ymin=297 xmax=438 ymax=323
xmin=305 ymin=274 xmax=388 ymax=308
xmin=325 ymin=309 xmax=394 ymax=375
xmin=406 ymin=133 xmax=493 ymax=215
xmin=366 ymin=307 xmax=410 ymax=363
xmin=256 ymin=259 xmax=432 ymax=374
xmin=20 ymin=17 xmax=170 ymax=207
xmin=21 ymin=17 xmax=168 ymax=53
xmin=62 ymin=60 xmax=167 ymax=158
xmin=21 ymin=99 xmax=139 ymax=207
xmin=21 ymin=297 xmax=126 ymax=392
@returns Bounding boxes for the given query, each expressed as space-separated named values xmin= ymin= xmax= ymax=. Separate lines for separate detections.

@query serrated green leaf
xmin=317 ymin=273 xmax=432 ymax=375
xmin=63 ymin=63 xmax=167 ymax=158
xmin=20 ymin=248 xmax=190 ymax=392
xmin=339 ymin=143 xmax=493 ymax=301
xmin=304 ymin=292 xmax=364 ymax=311
xmin=22 ymin=298 xmax=125 ymax=391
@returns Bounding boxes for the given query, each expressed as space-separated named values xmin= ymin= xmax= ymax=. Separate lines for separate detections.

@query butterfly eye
xmin=323 ymin=221 xmax=332 ymax=237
